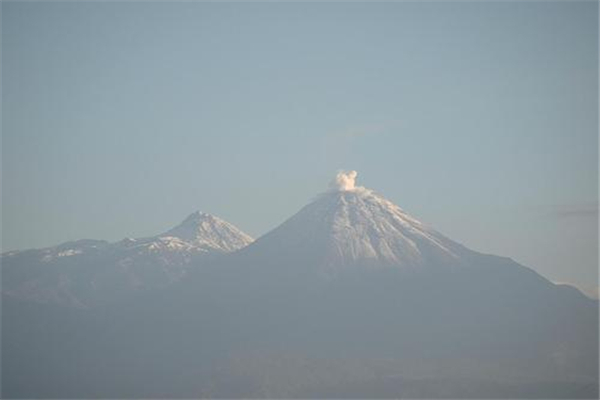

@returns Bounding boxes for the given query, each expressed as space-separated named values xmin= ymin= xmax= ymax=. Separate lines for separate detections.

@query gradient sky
xmin=2 ymin=1 xmax=598 ymax=296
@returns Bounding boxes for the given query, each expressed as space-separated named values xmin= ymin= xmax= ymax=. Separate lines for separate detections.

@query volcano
xmin=2 ymin=172 xmax=598 ymax=398
xmin=170 ymin=172 xmax=599 ymax=397
xmin=240 ymin=182 xmax=468 ymax=273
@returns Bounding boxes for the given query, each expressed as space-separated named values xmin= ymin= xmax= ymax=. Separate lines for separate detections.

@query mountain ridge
xmin=1 ymin=211 xmax=254 ymax=308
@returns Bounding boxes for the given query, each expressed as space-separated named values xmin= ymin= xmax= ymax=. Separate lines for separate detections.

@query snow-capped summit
xmin=161 ymin=211 xmax=254 ymax=253
xmin=243 ymin=171 xmax=469 ymax=271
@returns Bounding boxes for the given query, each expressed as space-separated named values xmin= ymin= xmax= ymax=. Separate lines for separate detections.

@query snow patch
xmin=57 ymin=249 xmax=82 ymax=257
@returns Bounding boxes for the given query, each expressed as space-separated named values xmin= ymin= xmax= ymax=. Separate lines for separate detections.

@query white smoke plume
xmin=330 ymin=170 xmax=358 ymax=191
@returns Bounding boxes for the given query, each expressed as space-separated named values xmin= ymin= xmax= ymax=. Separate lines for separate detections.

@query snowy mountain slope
xmin=161 ymin=211 xmax=253 ymax=252
xmin=1 ymin=212 xmax=253 ymax=308
xmin=232 ymin=172 xmax=480 ymax=282
xmin=244 ymin=188 xmax=470 ymax=271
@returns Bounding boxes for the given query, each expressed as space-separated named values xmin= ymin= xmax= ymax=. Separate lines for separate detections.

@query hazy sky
xmin=2 ymin=1 xmax=598 ymax=296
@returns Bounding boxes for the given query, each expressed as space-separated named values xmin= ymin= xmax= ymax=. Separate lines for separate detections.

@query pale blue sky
xmin=2 ymin=1 xmax=598 ymax=295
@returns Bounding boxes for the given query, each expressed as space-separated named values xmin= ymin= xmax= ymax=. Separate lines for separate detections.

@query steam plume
xmin=331 ymin=170 xmax=358 ymax=191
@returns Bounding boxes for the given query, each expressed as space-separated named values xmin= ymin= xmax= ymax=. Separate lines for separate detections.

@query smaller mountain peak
xmin=161 ymin=211 xmax=253 ymax=253
xmin=171 ymin=211 xmax=227 ymax=233
xmin=182 ymin=211 xmax=213 ymax=222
